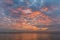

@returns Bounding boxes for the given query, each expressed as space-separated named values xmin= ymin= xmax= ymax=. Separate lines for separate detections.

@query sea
xmin=0 ymin=32 xmax=60 ymax=40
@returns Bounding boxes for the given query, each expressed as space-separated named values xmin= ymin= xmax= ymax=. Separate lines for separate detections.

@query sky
xmin=0 ymin=0 xmax=60 ymax=31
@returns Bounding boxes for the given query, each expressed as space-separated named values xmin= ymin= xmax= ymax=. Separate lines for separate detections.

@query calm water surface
xmin=0 ymin=33 xmax=60 ymax=40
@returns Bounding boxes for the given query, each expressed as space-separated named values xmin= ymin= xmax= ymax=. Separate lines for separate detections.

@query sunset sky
xmin=0 ymin=0 xmax=60 ymax=31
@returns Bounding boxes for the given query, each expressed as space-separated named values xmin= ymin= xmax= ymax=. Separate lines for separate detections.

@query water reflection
xmin=0 ymin=33 xmax=60 ymax=40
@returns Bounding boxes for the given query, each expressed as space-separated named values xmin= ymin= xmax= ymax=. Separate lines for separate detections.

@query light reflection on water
xmin=0 ymin=33 xmax=60 ymax=40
